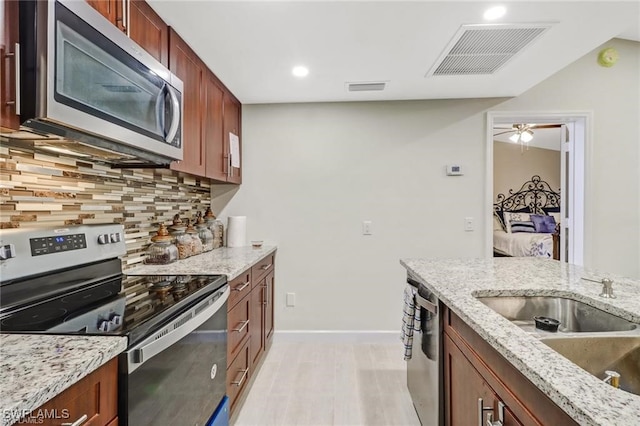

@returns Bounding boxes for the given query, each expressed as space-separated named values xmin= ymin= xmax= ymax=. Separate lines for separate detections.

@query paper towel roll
xmin=227 ymin=216 xmax=247 ymax=247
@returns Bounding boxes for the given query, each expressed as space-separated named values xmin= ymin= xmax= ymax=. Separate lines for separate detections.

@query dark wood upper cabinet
xmin=223 ymin=93 xmax=242 ymax=184
xmin=168 ymin=28 xmax=205 ymax=176
xmin=128 ymin=0 xmax=168 ymax=67
xmin=1 ymin=0 xmax=21 ymax=130
xmin=86 ymin=0 xmax=126 ymax=32
xmin=203 ymin=72 xmax=226 ymax=181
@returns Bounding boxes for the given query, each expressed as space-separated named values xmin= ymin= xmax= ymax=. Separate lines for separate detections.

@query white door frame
xmin=485 ymin=111 xmax=593 ymax=265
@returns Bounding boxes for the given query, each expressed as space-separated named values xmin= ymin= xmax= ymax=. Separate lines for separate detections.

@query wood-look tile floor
xmin=233 ymin=338 xmax=421 ymax=426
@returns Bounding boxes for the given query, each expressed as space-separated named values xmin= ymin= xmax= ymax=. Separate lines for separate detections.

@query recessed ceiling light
xmin=484 ymin=6 xmax=506 ymax=20
xmin=292 ymin=65 xmax=309 ymax=78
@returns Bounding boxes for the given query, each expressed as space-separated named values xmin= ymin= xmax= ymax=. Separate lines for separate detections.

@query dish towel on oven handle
xmin=401 ymin=284 xmax=421 ymax=360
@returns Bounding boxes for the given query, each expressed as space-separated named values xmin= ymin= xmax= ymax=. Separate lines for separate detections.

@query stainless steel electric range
xmin=0 ymin=224 xmax=229 ymax=426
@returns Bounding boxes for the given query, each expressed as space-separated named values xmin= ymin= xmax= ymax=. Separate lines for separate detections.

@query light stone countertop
xmin=400 ymin=257 xmax=640 ymax=426
xmin=125 ymin=245 xmax=277 ymax=279
xmin=0 ymin=334 xmax=127 ymax=426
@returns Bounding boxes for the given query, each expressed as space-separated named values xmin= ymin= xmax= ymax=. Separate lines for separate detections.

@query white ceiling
xmin=147 ymin=1 xmax=640 ymax=104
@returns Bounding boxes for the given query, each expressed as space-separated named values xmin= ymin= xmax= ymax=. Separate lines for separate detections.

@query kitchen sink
xmin=476 ymin=296 xmax=638 ymax=333
xmin=539 ymin=336 xmax=640 ymax=396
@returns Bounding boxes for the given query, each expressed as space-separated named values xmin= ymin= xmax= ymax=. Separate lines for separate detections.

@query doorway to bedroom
xmin=486 ymin=112 xmax=588 ymax=265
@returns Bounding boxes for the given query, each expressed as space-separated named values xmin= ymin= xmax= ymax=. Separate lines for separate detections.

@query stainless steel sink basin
xmin=540 ymin=336 xmax=640 ymax=396
xmin=476 ymin=296 xmax=637 ymax=333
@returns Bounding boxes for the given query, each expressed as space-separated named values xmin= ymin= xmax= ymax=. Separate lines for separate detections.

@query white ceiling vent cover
xmin=347 ymin=81 xmax=387 ymax=92
xmin=426 ymin=23 xmax=552 ymax=77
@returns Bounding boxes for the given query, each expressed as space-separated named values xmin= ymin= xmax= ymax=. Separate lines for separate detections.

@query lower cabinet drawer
xmin=227 ymin=339 xmax=250 ymax=412
xmin=228 ymin=269 xmax=252 ymax=311
xmin=24 ymin=358 xmax=118 ymax=426
xmin=227 ymin=292 xmax=251 ymax=366
xmin=251 ymin=253 xmax=275 ymax=285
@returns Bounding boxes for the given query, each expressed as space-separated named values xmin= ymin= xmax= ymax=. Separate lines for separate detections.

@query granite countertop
xmin=125 ymin=245 xmax=277 ymax=279
xmin=0 ymin=334 xmax=127 ymax=426
xmin=400 ymin=257 xmax=640 ymax=426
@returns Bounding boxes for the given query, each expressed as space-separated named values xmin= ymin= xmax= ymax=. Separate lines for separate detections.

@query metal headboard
xmin=494 ymin=175 xmax=561 ymax=215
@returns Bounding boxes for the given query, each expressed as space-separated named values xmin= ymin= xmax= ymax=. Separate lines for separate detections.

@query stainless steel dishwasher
xmin=407 ymin=277 xmax=443 ymax=426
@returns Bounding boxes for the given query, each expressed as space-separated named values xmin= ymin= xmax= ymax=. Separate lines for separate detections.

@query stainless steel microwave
xmin=9 ymin=0 xmax=183 ymax=166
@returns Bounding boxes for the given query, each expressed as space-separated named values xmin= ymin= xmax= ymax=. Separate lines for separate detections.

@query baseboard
xmin=273 ymin=330 xmax=400 ymax=343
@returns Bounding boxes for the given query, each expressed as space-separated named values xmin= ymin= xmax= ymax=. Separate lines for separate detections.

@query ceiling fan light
xmin=521 ymin=131 xmax=534 ymax=143
xmin=509 ymin=133 xmax=520 ymax=143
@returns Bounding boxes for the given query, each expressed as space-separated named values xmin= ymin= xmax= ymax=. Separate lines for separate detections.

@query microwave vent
xmin=426 ymin=23 xmax=552 ymax=76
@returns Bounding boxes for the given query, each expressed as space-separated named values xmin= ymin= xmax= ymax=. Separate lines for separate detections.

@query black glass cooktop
xmin=0 ymin=274 xmax=227 ymax=346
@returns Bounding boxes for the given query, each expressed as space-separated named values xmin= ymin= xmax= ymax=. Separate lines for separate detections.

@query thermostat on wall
xmin=446 ymin=165 xmax=463 ymax=176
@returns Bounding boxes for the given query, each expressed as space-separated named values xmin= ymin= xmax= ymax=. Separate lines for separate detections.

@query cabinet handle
xmin=61 ymin=414 xmax=88 ymax=426
xmin=231 ymin=368 xmax=248 ymax=386
xmin=232 ymin=281 xmax=250 ymax=292
xmin=477 ymin=398 xmax=493 ymax=426
xmin=4 ymin=43 xmax=20 ymax=114
xmin=116 ymin=0 xmax=128 ymax=34
xmin=261 ymin=283 xmax=268 ymax=305
xmin=260 ymin=263 xmax=272 ymax=271
xmin=232 ymin=320 xmax=249 ymax=332
xmin=228 ymin=153 xmax=233 ymax=178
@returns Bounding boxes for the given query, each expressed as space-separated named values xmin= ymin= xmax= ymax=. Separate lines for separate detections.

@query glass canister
xmin=144 ymin=223 xmax=178 ymax=265
xmin=195 ymin=212 xmax=214 ymax=252
xmin=185 ymin=218 xmax=204 ymax=256
xmin=169 ymin=214 xmax=191 ymax=259
xmin=204 ymin=207 xmax=224 ymax=249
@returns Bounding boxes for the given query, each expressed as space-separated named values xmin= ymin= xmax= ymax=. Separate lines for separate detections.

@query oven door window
xmin=54 ymin=2 xmax=178 ymax=145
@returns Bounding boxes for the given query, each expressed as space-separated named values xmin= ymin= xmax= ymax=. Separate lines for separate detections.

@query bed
xmin=493 ymin=175 xmax=561 ymax=260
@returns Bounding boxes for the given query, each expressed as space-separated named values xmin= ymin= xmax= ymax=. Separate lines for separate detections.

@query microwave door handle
xmin=155 ymin=84 xmax=166 ymax=138
xmin=165 ymin=85 xmax=181 ymax=144
xmin=128 ymin=286 xmax=229 ymax=373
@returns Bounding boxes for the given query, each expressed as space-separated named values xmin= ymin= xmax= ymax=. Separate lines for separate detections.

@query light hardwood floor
xmin=233 ymin=337 xmax=421 ymax=426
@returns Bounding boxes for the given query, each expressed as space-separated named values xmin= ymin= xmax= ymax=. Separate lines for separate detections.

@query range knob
xmin=110 ymin=233 xmax=121 ymax=243
xmin=97 ymin=234 xmax=109 ymax=245
xmin=98 ymin=320 xmax=110 ymax=332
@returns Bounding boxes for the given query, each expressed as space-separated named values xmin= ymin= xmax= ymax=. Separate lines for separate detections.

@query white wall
xmin=215 ymin=38 xmax=639 ymax=331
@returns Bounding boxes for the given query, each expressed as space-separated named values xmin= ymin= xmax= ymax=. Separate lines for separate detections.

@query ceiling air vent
xmin=426 ymin=23 xmax=552 ymax=77
xmin=347 ymin=81 xmax=387 ymax=92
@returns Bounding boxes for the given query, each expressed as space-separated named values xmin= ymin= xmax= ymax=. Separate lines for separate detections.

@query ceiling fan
xmin=493 ymin=123 xmax=563 ymax=144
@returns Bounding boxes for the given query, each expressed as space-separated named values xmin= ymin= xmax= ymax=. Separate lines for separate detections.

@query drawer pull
xmin=232 ymin=281 xmax=250 ymax=292
xmin=233 ymin=320 xmax=249 ymax=332
xmin=260 ymin=263 xmax=272 ymax=271
xmin=231 ymin=368 xmax=248 ymax=386
xmin=62 ymin=414 xmax=88 ymax=426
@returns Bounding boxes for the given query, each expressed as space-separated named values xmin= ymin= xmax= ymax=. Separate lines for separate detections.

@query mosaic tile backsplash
xmin=0 ymin=146 xmax=213 ymax=271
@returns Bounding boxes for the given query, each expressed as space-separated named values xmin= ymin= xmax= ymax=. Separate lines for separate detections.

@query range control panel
xmin=29 ymin=233 xmax=88 ymax=256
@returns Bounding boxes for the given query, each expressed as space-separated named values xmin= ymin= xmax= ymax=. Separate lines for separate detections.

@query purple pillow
xmin=530 ymin=214 xmax=556 ymax=233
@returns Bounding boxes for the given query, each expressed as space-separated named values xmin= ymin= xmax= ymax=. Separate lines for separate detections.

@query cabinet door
xmin=169 ymin=29 xmax=205 ymax=176
xmin=86 ymin=0 xmax=117 ymax=24
xmin=1 ymin=0 xmax=20 ymax=130
xmin=223 ymin=92 xmax=242 ymax=184
xmin=264 ymin=270 xmax=275 ymax=347
xmin=444 ymin=334 xmax=499 ymax=426
xmin=203 ymin=72 xmax=226 ymax=181
xmin=128 ymin=0 xmax=168 ymax=67
xmin=249 ymin=282 xmax=265 ymax=368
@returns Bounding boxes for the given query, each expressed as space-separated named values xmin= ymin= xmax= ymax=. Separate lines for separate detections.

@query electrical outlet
xmin=286 ymin=292 xmax=296 ymax=307
xmin=362 ymin=221 xmax=373 ymax=235
xmin=464 ymin=217 xmax=474 ymax=232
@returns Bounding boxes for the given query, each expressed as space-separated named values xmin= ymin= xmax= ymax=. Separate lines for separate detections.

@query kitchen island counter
xmin=401 ymin=257 xmax=640 ymax=426
xmin=125 ymin=245 xmax=277 ymax=280
xmin=0 ymin=334 xmax=127 ymax=426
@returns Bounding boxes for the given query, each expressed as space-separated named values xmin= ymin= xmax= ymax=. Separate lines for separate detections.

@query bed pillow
xmin=510 ymin=220 xmax=536 ymax=233
xmin=503 ymin=211 xmax=531 ymax=233
xmin=530 ymin=214 xmax=556 ymax=233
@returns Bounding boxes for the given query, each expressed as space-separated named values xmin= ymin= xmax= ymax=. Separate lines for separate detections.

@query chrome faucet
xmin=581 ymin=277 xmax=615 ymax=298
xmin=603 ymin=370 xmax=620 ymax=388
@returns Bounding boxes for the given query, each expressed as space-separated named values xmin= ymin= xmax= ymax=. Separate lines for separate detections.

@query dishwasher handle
xmin=127 ymin=285 xmax=229 ymax=373
xmin=407 ymin=278 xmax=438 ymax=315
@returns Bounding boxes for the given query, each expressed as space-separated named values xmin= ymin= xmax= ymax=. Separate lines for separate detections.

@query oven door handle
xmin=127 ymin=285 xmax=229 ymax=373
